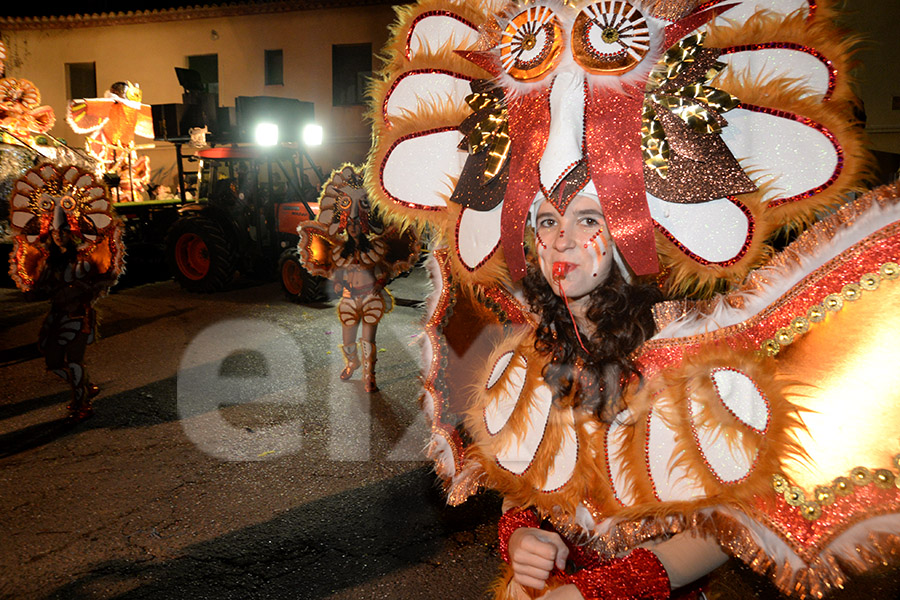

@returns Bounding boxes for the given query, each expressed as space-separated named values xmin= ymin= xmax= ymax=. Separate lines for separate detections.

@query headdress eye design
xmin=38 ymin=196 xmax=54 ymax=211
xmin=60 ymin=196 xmax=76 ymax=211
xmin=572 ymin=1 xmax=650 ymax=75
xmin=337 ymin=193 xmax=353 ymax=212
xmin=499 ymin=5 xmax=564 ymax=81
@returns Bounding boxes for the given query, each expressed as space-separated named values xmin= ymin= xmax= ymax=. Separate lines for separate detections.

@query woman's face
xmin=534 ymin=194 xmax=614 ymax=301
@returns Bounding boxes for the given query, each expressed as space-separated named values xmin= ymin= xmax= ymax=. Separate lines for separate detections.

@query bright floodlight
xmin=302 ymin=123 xmax=323 ymax=147
xmin=255 ymin=122 xmax=279 ymax=146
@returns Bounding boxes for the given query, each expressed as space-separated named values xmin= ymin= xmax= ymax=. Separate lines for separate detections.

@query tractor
xmin=164 ymin=144 xmax=325 ymax=301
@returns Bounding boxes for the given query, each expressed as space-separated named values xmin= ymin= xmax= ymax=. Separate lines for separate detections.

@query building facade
xmin=0 ymin=1 xmax=404 ymax=195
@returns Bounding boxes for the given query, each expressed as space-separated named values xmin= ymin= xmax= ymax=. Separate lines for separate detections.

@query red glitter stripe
xmin=737 ymin=102 xmax=843 ymax=209
xmin=379 ymin=126 xmax=457 ymax=212
xmin=653 ymin=196 xmax=755 ymax=267
xmin=719 ymin=42 xmax=837 ymax=100
xmin=405 ymin=10 xmax=478 ymax=61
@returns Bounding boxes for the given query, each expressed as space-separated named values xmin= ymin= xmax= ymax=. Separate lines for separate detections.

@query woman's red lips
xmin=552 ymin=261 xmax=577 ymax=280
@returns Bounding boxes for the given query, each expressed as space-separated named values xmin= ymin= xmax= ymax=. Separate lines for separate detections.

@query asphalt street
xmin=0 ymin=265 xmax=502 ymax=599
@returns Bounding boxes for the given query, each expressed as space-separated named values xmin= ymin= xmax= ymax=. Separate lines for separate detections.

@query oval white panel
xmin=385 ymin=71 xmax=472 ymax=122
xmin=691 ymin=400 xmax=757 ymax=483
xmin=719 ymin=48 xmax=830 ymax=99
xmin=408 ymin=13 xmax=480 ymax=59
xmin=485 ymin=356 xmax=528 ymax=435
xmin=709 ymin=0 xmax=809 ymax=27
xmin=458 ymin=204 xmax=502 ymax=269
xmin=11 ymin=193 xmax=29 ymax=208
xmin=486 ymin=350 xmax=515 ymax=390
xmin=648 ymin=408 xmax=706 ymax=501
xmin=710 ymin=368 xmax=770 ymax=432
xmin=606 ymin=413 xmax=639 ymax=506
xmin=648 ymin=194 xmax=750 ymax=263
xmin=720 ymin=107 xmax=838 ymax=204
xmin=88 ymin=213 xmax=112 ymax=230
xmin=496 ymin=382 xmax=552 ymax=474
xmin=11 ymin=210 xmax=34 ymax=228
xmin=381 ymin=129 xmax=465 ymax=209
xmin=89 ymin=198 xmax=110 ymax=211
xmin=542 ymin=415 xmax=577 ymax=491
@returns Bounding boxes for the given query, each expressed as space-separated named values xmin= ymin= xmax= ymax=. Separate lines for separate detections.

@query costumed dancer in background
xmin=66 ymin=80 xmax=154 ymax=202
xmin=8 ymin=164 xmax=125 ymax=420
xmin=366 ymin=0 xmax=900 ymax=598
xmin=297 ymin=164 xmax=420 ymax=393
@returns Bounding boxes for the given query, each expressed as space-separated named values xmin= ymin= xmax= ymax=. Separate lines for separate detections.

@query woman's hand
xmin=508 ymin=527 xmax=569 ymax=590
xmin=538 ymin=584 xmax=584 ymax=600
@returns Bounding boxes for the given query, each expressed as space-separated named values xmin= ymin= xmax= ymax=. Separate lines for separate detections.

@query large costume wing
xmin=456 ymin=184 xmax=900 ymax=598
xmin=66 ymin=98 xmax=113 ymax=135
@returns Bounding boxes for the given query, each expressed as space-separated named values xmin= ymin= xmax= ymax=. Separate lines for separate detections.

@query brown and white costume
xmin=298 ymin=163 xmax=419 ymax=392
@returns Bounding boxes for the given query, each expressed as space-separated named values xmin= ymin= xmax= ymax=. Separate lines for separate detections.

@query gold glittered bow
xmin=461 ymin=88 xmax=511 ymax=184
xmin=642 ymin=33 xmax=740 ymax=179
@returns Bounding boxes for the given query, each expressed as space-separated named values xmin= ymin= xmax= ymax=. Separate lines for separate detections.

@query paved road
xmin=0 ymin=267 xmax=502 ymax=599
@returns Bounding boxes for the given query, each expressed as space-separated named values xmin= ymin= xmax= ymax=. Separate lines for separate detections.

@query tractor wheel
xmin=278 ymin=248 xmax=322 ymax=303
xmin=166 ymin=215 xmax=237 ymax=293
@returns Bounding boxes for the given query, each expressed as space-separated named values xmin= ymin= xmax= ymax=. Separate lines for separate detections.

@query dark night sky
xmin=0 ymin=2 xmax=197 ymax=17
xmin=0 ymin=0 xmax=403 ymax=18
xmin=0 ymin=1 xmax=307 ymax=18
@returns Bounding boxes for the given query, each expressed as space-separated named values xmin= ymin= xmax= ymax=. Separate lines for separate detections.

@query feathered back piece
xmin=8 ymin=163 xmax=125 ymax=293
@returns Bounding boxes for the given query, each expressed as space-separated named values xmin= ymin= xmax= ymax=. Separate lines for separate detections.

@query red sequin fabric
xmin=497 ymin=507 xmax=540 ymax=564
xmin=567 ymin=547 xmax=671 ymax=600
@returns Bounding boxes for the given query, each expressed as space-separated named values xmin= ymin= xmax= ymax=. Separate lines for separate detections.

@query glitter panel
xmin=404 ymin=10 xmax=477 ymax=61
xmin=720 ymin=42 xmax=837 ymax=101
xmin=653 ymin=195 xmax=755 ymax=267
xmin=584 ymin=91 xmax=660 ymax=276
xmin=737 ymin=103 xmax=843 ymax=209
xmin=382 ymin=68 xmax=473 ymax=126
xmin=378 ymin=126 xmax=456 ymax=212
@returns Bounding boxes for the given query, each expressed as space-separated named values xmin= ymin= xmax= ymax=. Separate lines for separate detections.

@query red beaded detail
xmin=405 ymin=10 xmax=477 ymax=61
xmin=378 ymin=126 xmax=457 ymax=211
xmin=653 ymin=196 xmax=755 ymax=267
xmin=566 ymin=547 xmax=671 ymax=600
xmin=737 ymin=102 xmax=843 ymax=209
xmin=382 ymin=68 xmax=473 ymax=126
xmin=719 ymin=42 xmax=836 ymax=100
xmin=498 ymin=507 xmax=541 ymax=563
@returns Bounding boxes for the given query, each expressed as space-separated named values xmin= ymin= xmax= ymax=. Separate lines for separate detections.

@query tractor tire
xmin=278 ymin=248 xmax=323 ymax=303
xmin=166 ymin=215 xmax=237 ymax=293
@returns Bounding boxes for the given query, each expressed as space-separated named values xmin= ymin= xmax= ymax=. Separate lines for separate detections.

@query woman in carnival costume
xmin=8 ymin=164 xmax=125 ymax=420
xmin=297 ymin=163 xmax=420 ymax=393
xmin=367 ymin=0 xmax=900 ymax=597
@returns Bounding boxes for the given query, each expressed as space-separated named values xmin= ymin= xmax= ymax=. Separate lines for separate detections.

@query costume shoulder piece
xmin=8 ymin=163 xmax=125 ymax=293
xmin=368 ymin=0 xmax=868 ymax=296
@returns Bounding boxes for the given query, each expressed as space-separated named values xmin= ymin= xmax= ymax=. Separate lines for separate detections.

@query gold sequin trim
xmin=772 ymin=453 xmax=900 ymax=521
xmin=761 ymin=262 xmax=899 ymax=356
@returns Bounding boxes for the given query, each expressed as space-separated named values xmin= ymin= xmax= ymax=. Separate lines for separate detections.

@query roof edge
xmin=0 ymin=0 xmax=401 ymax=31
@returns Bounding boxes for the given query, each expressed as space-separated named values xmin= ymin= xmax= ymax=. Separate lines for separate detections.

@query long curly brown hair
xmin=522 ymin=264 xmax=662 ymax=422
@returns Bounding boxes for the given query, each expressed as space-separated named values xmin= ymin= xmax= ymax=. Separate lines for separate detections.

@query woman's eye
xmin=537 ymin=218 xmax=556 ymax=229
